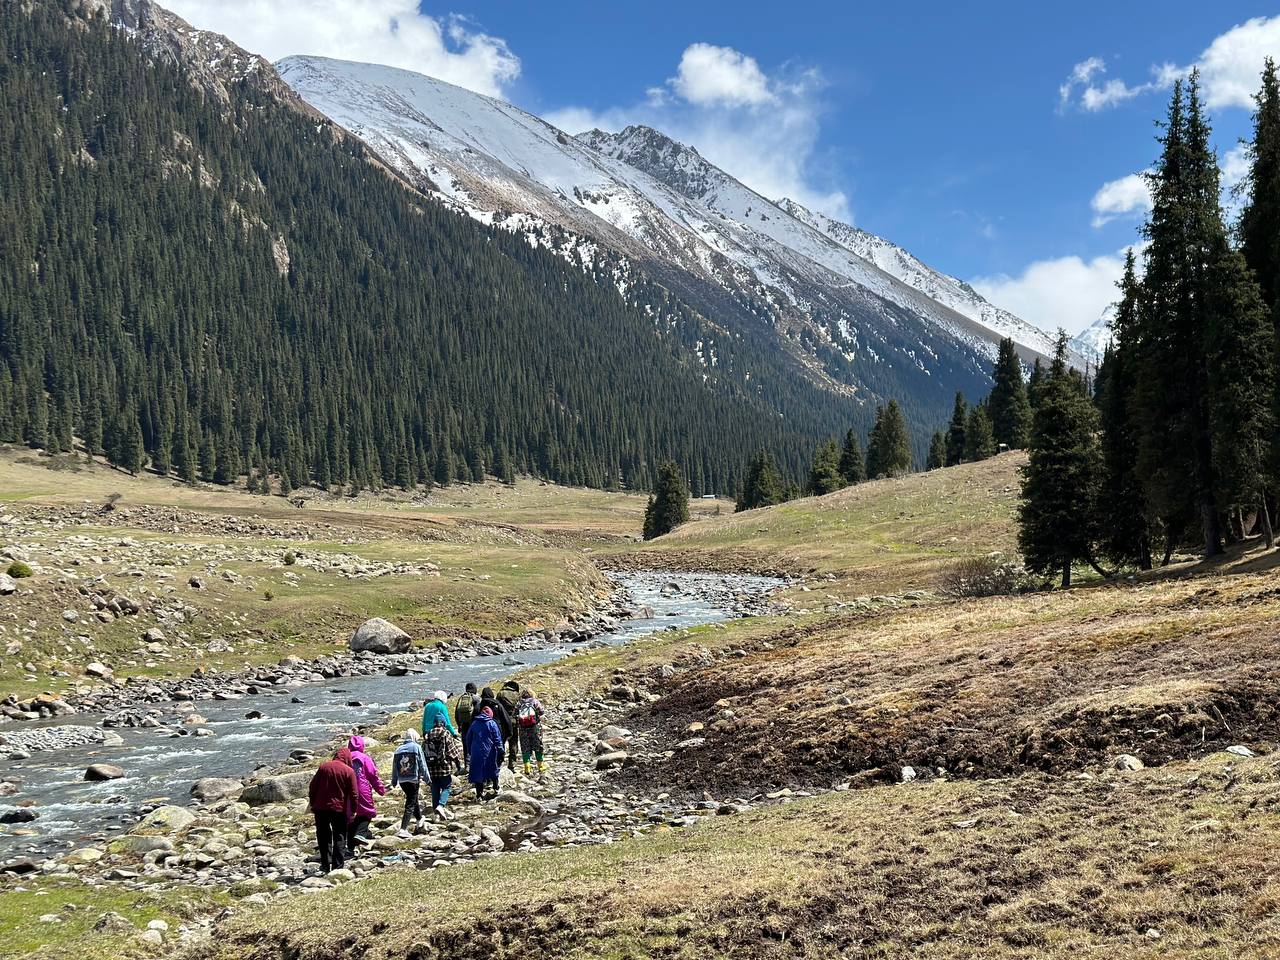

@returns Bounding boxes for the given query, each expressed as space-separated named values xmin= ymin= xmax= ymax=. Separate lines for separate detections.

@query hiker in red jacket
xmin=309 ymin=746 xmax=357 ymax=873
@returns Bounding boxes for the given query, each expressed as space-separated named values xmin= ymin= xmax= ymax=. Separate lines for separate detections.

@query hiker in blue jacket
xmin=390 ymin=729 xmax=428 ymax=832
xmin=465 ymin=705 xmax=504 ymax=801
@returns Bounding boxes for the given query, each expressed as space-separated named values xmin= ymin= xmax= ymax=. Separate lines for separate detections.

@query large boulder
xmin=240 ymin=771 xmax=312 ymax=806
xmin=191 ymin=777 xmax=243 ymax=803
xmin=135 ymin=805 xmax=196 ymax=834
xmin=84 ymin=763 xmax=124 ymax=782
xmin=349 ymin=618 xmax=411 ymax=654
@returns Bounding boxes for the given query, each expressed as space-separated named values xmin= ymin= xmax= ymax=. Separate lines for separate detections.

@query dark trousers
xmin=400 ymin=782 xmax=422 ymax=828
xmin=459 ymin=720 xmax=472 ymax=764
xmin=346 ymin=815 xmax=372 ymax=853
xmin=314 ymin=811 xmax=346 ymax=873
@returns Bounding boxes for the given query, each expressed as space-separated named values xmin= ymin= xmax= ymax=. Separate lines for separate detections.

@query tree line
xmin=1019 ymin=67 xmax=1280 ymax=584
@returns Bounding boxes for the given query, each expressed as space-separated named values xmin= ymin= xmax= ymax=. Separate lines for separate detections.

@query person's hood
xmin=433 ymin=689 xmax=449 ymax=703
xmin=479 ymin=706 xmax=494 ymax=718
xmin=348 ymin=735 xmax=365 ymax=754
xmin=335 ymin=747 xmax=353 ymax=766
xmin=393 ymin=740 xmax=419 ymax=753
xmin=502 ymin=680 xmax=520 ymax=692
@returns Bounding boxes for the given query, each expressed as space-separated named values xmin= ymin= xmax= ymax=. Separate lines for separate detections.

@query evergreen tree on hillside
xmin=988 ymin=338 xmax=1032 ymax=449
xmin=1204 ymin=246 xmax=1276 ymax=540
xmin=1238 ymin=57 xmax=1280 ymax=537
xmin=1097 ymin=252 xmax=1154 ymax=568
xmin=866 ymin=400 xmax=912 ymax=479
xmin=1017 ymin=336 xmax=1103 ymax=587
xmin=1133 ymin=74 xmax=1272 ymax=555
xmin=736 ymin=450 xmax=785 ymax=512
xmin=807 ymin=440 xmax=844 ymax=495
xmin=926 ymin=431 xmax=947 ymax=471
xmin=838 ymin=429 xmax=866 ymax=485
xmin=1239 ymin=58 xmax=1280 ymax=324
xmin=945 ymin=392 xmax=968 ymax=466
xmin=643 ymin=461 xmax=690 ymax=539
xmin=964 ymin=405 xmax=996 ymax=462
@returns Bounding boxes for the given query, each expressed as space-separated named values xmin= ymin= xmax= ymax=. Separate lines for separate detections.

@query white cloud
xmin=1090 ymin=172 xmax=1152 ymax=227
xmin=1059 ymin=57 xmax=1160 ymax=112
xmin=669 ymin=43 xmax=775 ymax=107
xmin=1060 ymin=16 xmax=1280 ymax=113
xmin=972 ymin=251 xmax=1130 ymax=336
xmin=164 ymin=0 xmax=520 ymax=97
xmin=545 ymin=43 xmax=849 ymax=221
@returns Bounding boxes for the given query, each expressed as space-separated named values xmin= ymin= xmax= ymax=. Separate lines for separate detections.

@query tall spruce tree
xmin=1017 ymin=336 xmax=1103 ymax=587
xmin=736 ymin=450 xmax=785 ymax=512
xmin=1239 ymin=58 xmax=1280 ymax=323
xmin=1238 ymin=57 xmax=1280 ymax=542
xmin=838 ymin=429 xmax=866 ymax=485
xmin=988 ymin=338 xmax=1032 ymax=449
xmin=1133 ymin=74 xmax=1273 ymax=556
xmin=926 ymin=431 xmax=947 ymax=470
xmin=807 ymin=440 xmax=844 ymax=495
xmin=642 ymin=460 xmax=690 ymax=539
xmin=866 ymin=400 xmax=913 ymax=479
xmin=964 ymin=406 xmax=996 ymax=462
xmin=945 ymin=392 xmax=968 ymax=466
xmin=1097 ymin=252 xmax=1154 ymax=568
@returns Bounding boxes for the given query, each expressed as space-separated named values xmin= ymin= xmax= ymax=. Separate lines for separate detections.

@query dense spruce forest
xmin=0 ymin=1 xmax=867 ymax=496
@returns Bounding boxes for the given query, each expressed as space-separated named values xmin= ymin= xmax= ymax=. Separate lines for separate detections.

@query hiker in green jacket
xmin=421 ymin=689 xmax=458 ymax=737
xmin=455 ymin=682 xmax=480 ymax=767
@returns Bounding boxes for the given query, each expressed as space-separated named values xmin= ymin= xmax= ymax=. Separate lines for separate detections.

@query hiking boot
xmin=522 ymin=760 xmax=532 ymax=776
xmin=537 ymin=760 xmax=548 ymax=780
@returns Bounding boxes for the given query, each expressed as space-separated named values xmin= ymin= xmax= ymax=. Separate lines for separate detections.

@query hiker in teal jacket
xmin=421 ymin=689 xmax=459 ymax=737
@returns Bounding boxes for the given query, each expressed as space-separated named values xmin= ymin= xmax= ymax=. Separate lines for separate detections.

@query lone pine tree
xmin=1017 ymin=336 xmax=1103 ymax=588
xmin=643 ymin=461 xmax=690 ymax=540
xmin=735 ymin=450 xmax=785 ymax=512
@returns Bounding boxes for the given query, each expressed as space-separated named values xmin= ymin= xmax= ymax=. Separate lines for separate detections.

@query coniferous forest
xmin=0 ymin=1 xmax=868 ymax=497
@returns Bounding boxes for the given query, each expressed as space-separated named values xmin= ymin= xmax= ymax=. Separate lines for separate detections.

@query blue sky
xmin=168 ymin=1 xmax=1280 ymax=334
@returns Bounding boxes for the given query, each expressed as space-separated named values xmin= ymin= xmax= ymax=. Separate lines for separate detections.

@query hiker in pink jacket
xmin=345 ymin=734 xmax=385 ymax=854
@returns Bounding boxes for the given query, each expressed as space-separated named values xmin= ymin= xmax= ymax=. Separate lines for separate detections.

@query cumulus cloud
xmin=1090 ymin=172 xmax=1152 ymax=227
xmin=164 ymin=0 xmax=520 ymax=97
xmin=971 ymin=251 xmax=1131 ymax=336
xmin=545 ymin=43 xmax=849 ymax=221
xmin=669 ymin=43 xmax=775 ymax=107
xmin=1060 ymin=16 xmax=1280 ymax=113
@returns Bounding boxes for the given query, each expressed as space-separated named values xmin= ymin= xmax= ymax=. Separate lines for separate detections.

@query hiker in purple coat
xmin=345 ymin=734 xmax=385 ymax=853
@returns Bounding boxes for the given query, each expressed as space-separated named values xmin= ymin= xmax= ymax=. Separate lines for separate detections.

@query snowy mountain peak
xmin=277 ymin=52 xmax=1071 ymax=425
xmin=774 ymin=196 xmax=1079 ymax=366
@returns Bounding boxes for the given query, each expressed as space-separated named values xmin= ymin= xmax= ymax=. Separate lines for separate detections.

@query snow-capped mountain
xmin=773 ymin=198 xmax=1065 ymax=361
xmin=275 ymin=56 xmax=1063 ymax=411
xmin=1069 ymin=311 xmax=1113 ymax=366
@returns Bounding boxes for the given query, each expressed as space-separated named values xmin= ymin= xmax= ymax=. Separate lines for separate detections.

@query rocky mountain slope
xmin=275 ymin=56 xmax=1056 ymax=423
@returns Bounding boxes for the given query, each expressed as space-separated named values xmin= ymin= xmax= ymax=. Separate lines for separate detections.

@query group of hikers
xmin=306 ymin=679 xmax=547 ymax=873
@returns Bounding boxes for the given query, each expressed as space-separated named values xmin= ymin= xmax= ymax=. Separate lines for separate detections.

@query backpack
xmin=396 ymin=748 xmax=419 ymax=781
xmin=517 ymin=700 xmax=539 ymax=728
xmin=423 ymin=733 xmax=443 ymax=764
xmin=456 ymin=694 xmax=476 ymax=727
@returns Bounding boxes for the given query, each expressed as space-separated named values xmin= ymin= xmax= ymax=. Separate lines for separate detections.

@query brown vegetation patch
xmin=615 ymin=575 xmax=1280 ymax=797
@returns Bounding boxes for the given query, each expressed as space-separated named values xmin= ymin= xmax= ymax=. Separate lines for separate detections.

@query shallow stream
xmin=0 ymin=572 xmax=778 ymax=860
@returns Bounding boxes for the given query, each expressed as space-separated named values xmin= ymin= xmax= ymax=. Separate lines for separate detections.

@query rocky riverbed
xmin=0 ymin=573 xmax=781 ymax=878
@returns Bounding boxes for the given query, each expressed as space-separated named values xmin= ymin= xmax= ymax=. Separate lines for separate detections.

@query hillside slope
xmin=1 ymin=0 xmax=860 ymax=494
